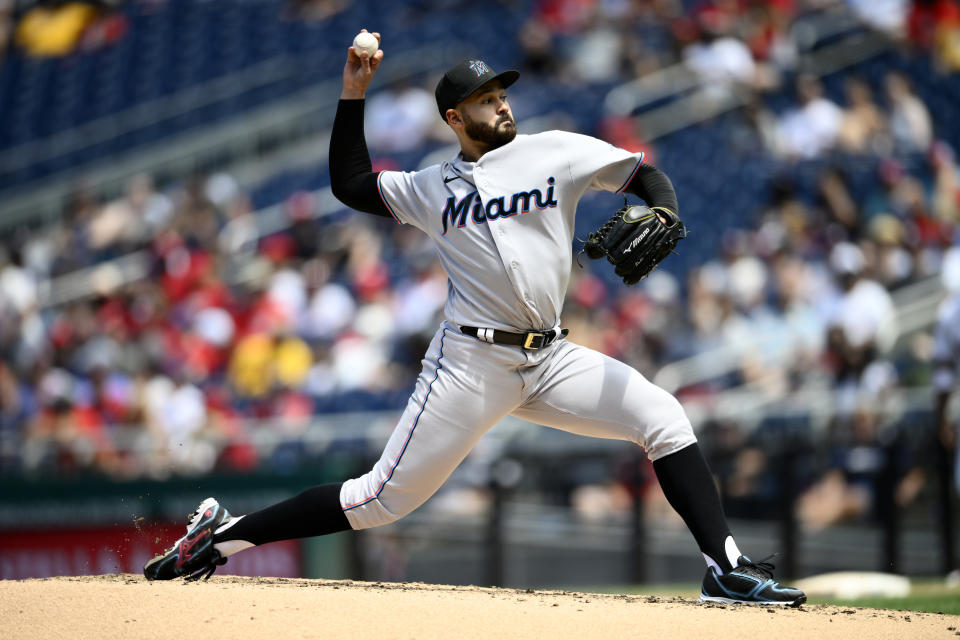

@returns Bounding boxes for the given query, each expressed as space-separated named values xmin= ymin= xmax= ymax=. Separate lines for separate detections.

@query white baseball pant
xmin=340 ymin=321 xmax=696 ymax=530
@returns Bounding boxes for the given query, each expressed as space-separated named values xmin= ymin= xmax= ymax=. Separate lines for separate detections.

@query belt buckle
xmin=523 ymin=332 xmax=544 ymax=350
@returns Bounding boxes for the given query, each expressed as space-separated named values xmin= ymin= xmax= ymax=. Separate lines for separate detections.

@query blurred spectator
xmin=23 ymin=366 xmax=114 ymax=474
xmin=885 ymin=71 xmax=933 ymax=153
xmin=866 ymin=157 xmax=952 ymax=263
xmin=204 ymin=173 xmax=241 ymax=212
xmin=0 ymin=246 xmax=39 ymax=317
xmin=365 ymin=79 xmax=441 ymax=153
xmin=159 ymin=374 xmax=214 ymax=472
xmin=721 ymin=250 xmax=789 ymax=389
xmin=533 ymin=0 xmax=595 ymax=36
xmin=844 ymin=0 xmax=909 ymax=36
xmin=304 ymin=273 xmax=356 ymax=341
xmin=797 ymin=406 xmax=886 ymax=530
xmin=731 ymin=96 xmax=781 ymax=156
xmin=0 ymin=349 xmax=30 ymax=414
xmin=908 ymin=0 xmax=960 ymax=71
xmin=343 ymin=225 xmax=390 ymax=302
xmin=824 ymin=242 xmax=898 ymax=397
xmin=14 ymin=1 xmax=118 ymax=58
xmin=217 ymin=193 xmax=260 ymax=268
xmin=931 ymin=141 xmax=960 ymax=225
xmin=685 ymin=261 xmax=733 ymax=356
xmin=817 ymin=166 xmax=861 ymax=239
xmin=172 ymin=176 xmax=222 ymax=249
xmin=868 ymin=213 xmax=914 ymax=286
xmin=285 ymin=191 xmax=322 ymax=259
xmin=797 ymin=398 xmax=928 ymax=531
xmin=265 ymin=262 xmax=309 ymax=328
xmin=566 ymin=13 xmax=629 ymax=83
xmin=742 ymin=1 xmax=798 ymax=72
xmin=518 ymin=18 xmax=560 ymax=77
xmin=130 ymin=174 xmax=174 ymax=234
xmin=391 ymin=258 xmax=447 ymax=338
xmin=682 ymin=19 xmax=758 ymax=97
xmin=837 ymin=76 xmax=891 ymax=155
xmin=776 ymin=74 xmax=843 ymax=159
xmin=228 ymin=331 xmax=313 ymax=399
xmin=331 ymin=331 xmax=390 ymax=391
xmin=768 ymin=251 xmax=827 ymax=370
xmin=86 ymin=174 xmax=174 ymax=256
xmin=78 ymin=4 xmax=127 ymax=52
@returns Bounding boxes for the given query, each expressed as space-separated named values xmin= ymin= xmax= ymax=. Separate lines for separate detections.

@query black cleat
xmin=144 ymin=497 xmax=231 ymax=581
xmin=699 ymin=555 xmax=806 ymax=607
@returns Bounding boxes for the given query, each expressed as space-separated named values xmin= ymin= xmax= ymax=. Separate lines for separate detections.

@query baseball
xmin=353 ymin=31 xmax=378 ymax=57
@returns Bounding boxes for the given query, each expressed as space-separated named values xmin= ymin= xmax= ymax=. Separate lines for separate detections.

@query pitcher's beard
xmin=463 ymin=113 xmax=516 ymax=151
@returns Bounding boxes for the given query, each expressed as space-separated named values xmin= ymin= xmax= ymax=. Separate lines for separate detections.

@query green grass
xmin=808 ymin=581 xmax=960 ymax=616
xmin=576 ymin=580 xmax=960 ymax=616
xmin=807 ymin=593 xmax=960 ymax=615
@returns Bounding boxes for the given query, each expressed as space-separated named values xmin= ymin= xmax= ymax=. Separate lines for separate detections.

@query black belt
xmin=459 ymin=325 xmax=569 ymax=350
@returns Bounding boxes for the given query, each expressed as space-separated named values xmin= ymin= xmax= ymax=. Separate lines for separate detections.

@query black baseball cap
xmin=435 ymin=59 xmax=520 ymax=118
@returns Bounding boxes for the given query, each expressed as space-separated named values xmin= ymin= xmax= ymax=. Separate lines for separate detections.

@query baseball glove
xmin=582 ymin=203 xmax=686 ymax=285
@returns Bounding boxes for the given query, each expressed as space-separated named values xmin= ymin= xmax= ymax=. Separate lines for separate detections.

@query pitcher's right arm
xmin=329 ymin=31 xmax=391 ymax=218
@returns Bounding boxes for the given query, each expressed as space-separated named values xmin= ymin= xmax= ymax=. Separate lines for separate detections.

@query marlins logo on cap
xmin=435 ymin=58 xmax=520 ymax=117
xmin=468 ymin=60 xmax=491 ymax=77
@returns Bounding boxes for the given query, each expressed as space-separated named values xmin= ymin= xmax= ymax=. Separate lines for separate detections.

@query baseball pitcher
xmin=145 ymin=31 xmax=805 ymax=606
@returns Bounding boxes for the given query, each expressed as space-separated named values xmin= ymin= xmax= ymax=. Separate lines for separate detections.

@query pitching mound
xmin=1 ymin=575 xmax=954 ymax=639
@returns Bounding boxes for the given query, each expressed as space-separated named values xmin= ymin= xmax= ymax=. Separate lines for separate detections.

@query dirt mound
xmin=1 ymin=575 xmax=953 ymax=639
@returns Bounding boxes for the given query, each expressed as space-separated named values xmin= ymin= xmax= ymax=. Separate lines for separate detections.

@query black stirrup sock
xmin=214 ymin=483 xmax=351 ymax=546
xmin=652 ymin=443 xmax=735 ymax=573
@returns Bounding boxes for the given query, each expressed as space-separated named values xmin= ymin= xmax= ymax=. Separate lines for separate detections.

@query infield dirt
xmin=1 ymin=575 xmax=955 ymax=639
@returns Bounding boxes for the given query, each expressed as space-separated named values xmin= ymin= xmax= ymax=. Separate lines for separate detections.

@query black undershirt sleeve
xmin=623 ymin=162 xmax=679 ymax=215
xmin=329 ymin=99 xmax=391 ymax=218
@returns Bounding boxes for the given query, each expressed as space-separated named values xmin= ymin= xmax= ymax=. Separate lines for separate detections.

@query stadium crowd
xmin=0 ymin=1 xmax=958 ymax=535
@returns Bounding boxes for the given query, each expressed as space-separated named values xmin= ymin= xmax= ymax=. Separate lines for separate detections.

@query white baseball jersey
xmin=376 ymin=131 xmax=645 ymax=331
xmin=339 ymin=131 xmax=695 ymax=530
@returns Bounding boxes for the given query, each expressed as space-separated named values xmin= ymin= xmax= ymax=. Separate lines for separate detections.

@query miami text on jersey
xmin=441 ymin=178 xmax=558 ymax=235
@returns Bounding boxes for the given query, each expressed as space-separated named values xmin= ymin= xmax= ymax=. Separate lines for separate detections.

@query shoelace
xmin=575 ymin=218 xmax=618 ymax=267
xmin=152 ymin=506 xmax=209 ymax=558
xmin=184 ymin=553 xmax=228 ymax=582
xmin=732 ymin=554 xmax=777 ymax=581
xmin=596 ymin=218 xmax=617 ymax=237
